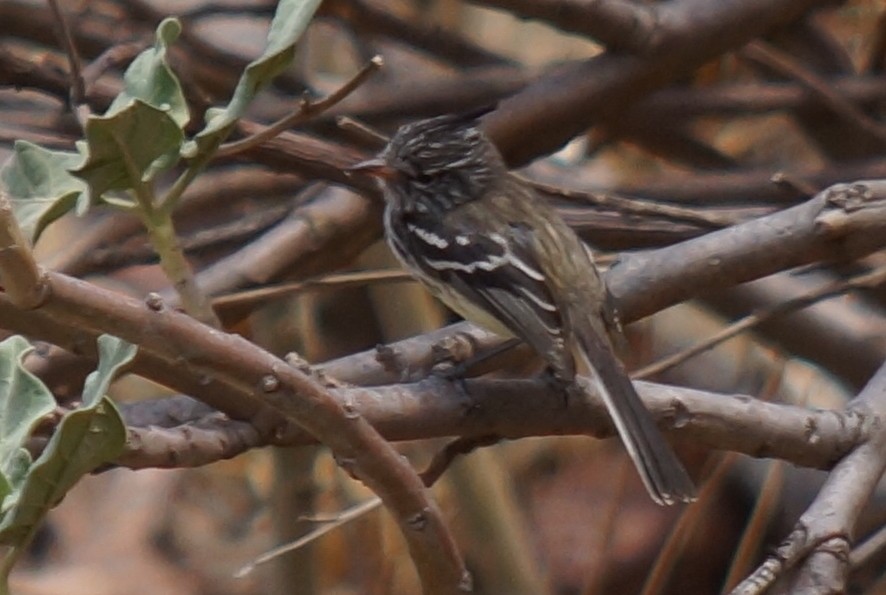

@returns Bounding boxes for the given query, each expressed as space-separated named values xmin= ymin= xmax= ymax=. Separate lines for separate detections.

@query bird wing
xmin=399 ymin=216 xmax=574 ymax=378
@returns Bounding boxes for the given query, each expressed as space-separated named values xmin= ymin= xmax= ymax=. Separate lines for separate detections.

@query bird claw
xmin=538 ymin=366 xmax=572 ymax=408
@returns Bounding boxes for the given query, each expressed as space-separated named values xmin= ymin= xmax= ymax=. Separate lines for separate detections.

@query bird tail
xmin=572 ymin=326 xmax=696 ymax=506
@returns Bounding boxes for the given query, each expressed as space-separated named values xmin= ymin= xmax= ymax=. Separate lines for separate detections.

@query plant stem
xmin=142 ymin=206 xmax=220 ymax=327
xmin=0 ymin=539 xmax=29 ymax=594
xmin=160 ymin=159 xmax=204 ymax=214
xmin=0 ymin=551 xmax=14 ymax=595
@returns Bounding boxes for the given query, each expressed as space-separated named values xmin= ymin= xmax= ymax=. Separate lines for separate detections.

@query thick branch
xmin=732 ymin=362 xmax=886 ymax=594
xmin=0 ymin=222 xmax=469 ymax=594
xmin=482 ymin=0 xmax=834 ymax=166
xmin=119 ymin=377 xmax=864 ymax=472
xmin=609 ymin=181 xmax=886 ymax=322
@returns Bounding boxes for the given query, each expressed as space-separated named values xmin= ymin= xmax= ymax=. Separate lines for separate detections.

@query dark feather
xmin=389 ymin=213 xmax=572 ymax=377
xmin=439 ymin=104 xmax=497 ymax=128
xmin=572 ymin=320 xmax=697 ymax=504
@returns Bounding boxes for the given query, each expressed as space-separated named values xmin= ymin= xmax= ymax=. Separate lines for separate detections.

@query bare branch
xmin=46 ymin=0 xmax=85 ymax=110
xmin=732 ymin=362 xmax=886 ymax=594
xmin=217 ymin=56 xmax=384 ymax=158
xmin=610 ymin=181 xmax=886 ymax=321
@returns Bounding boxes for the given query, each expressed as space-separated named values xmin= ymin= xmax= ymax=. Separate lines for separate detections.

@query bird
xmin=348 ymin=111 xmax=696 ymax=505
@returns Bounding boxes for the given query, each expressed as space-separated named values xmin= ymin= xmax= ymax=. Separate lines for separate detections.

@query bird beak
xmin=346 ymin=158 xmax=398 ymax=179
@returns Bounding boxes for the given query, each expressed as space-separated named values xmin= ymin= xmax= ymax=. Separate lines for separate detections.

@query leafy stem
xmin=159 ymin=140 xmax=219 ymax=214
xmin=0 ymin=528 xmax=33 ymax=592
xmin=140 ymin=203 xmax=220 ymax=327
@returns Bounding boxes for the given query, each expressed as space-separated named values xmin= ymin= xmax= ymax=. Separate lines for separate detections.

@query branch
xmin=0 ymin=192 xmax=49 ymax=309
xmin=159 ymin=185 xmax=381 ymax=306
xmin=216 ymin=55 xmax=384 ymax=158
xmin=634 ymin=266 xmax=886 ymax=380
xmin=324 ymin=0 xmax=515 ymax=68
xmin=706 ymin=270 xmax=886 ymax=389
xmin=609 ymin=181 xmax=886 ymax=321
xmin=3 ymin=182 xmax=884 ymax=433
xmin=482 ymin=0 xmax=834 ymax=166
xmin=470 ymin=0 xmax=657 ymax=52
xmin=741 ymin=40 xmax=886 ymax=147
xmin=46 ymin=0 xmax=85 ymax=110
xmin=117 ymin=376 xmax=864 ymax=472
xmin=731 ymin=362 xmax=886 ymax=594
xmin=0 ymin=202 xmax=469 ymax=594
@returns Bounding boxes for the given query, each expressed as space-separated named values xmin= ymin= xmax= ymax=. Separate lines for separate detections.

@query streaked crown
xmin=379 ymin=112 xmax=506 ymax=214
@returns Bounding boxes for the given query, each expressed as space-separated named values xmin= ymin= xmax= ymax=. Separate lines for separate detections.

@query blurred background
xmin=2 ymin=0 xmax=886 ymax=593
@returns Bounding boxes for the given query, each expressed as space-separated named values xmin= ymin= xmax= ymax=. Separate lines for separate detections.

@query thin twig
xmin=212 ymin=269 xmax=412 ymax=311
xmin=236 ymin=433 xmax=495 ymax=578
xmin=769 ymin=172 xmax=821 ymax=198
xmin=217 ymin=56 xmax=384 ymax=158
xmin=641 ymin=453 xmax=738 ymax=595
xmin=632 ymin=265 xmax=886 ymax=380
xmin=741 ymin=41 xmax=886 ymax=144
xmin=235 ymin=496 xmax=383 ymax=578
xmin=81 ymin=42 xmax=147 ymax=92
xmin=581 ymin=456 xmax=630 ymax=595
xmin=335 ymin=115 xmax=390 ymax=145
xmin=524 ymin=177 xmax=741 ymax=228
xmin=420 ymin=435 xmax=502 ymax=486
xmin=850 ymin=520 xmax=886 ymax=569
xmin=45 ymin=0 xmax=86 ymax=117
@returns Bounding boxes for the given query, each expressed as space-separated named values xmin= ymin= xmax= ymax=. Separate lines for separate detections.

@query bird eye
xmin=414 ymin=171 xmax=434 ymax=184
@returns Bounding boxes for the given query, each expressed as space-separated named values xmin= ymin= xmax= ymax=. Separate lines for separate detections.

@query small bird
xmin=349 ymin=112 xmax=695 ymax=505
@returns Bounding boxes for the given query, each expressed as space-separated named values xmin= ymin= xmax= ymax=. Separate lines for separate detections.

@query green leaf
xmin=0 ymin=335 xmax=136 ymax=546
xmin=0 ymin=451 xmax=32 ymax=510
xmin=0 ymin=18 xmax=190 ymax=238
xmin=182 ymin=0 xmax=322 ymax=158
xmin=82 ymin=336 xmax=138 ymax=408
xmin=0 ymin=399 xmax=125 ymax=546
xmin=71 ymin=100 xmax=184 ymax=208
xmin=107 ymin=17 xmax=189 ymax=128
xmin=0 ymin=337 xmax=56 ymax=506
xmin=0 ymin=141 xmax=86 ymax=242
